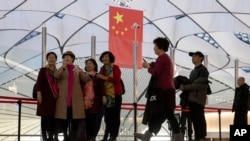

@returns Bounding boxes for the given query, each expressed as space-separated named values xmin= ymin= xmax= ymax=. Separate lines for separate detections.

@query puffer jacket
xmin=183 ymin=77 xmax=209 ymax=106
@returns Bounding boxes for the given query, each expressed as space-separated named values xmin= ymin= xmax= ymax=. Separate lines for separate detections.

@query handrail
xmin=0 ymin=96 xmax=232 ymax=141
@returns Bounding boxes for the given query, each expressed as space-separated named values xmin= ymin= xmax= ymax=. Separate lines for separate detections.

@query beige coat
xmin=54 ymin=66 xmax=90 ymax=119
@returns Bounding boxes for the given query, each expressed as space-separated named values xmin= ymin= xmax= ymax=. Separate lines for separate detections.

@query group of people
xmin=134 ymin=37 xmax=249 ymax=141
xmin=36 ymin=51 xmax=123 ymax=141
xmin=36 ymin=36 xmax=249 ymax=141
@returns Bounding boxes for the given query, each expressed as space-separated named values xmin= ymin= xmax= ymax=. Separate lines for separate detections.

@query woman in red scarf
xmin=54 ymin=51 xmax=90 ymax=141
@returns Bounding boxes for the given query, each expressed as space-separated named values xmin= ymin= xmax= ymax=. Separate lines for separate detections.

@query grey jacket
xmin=183 ymin=77 xmax=208 ymax=106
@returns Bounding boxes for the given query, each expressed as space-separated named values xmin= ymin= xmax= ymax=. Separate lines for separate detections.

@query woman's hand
xmin=96 ymin=73 xmax=108 ymax=80
xmin=62 ymin=60 xmax=67 ymax=68
xmin=142 ymin=61 xmax=150 ymax=69
xmin=84 ymin=99 xmax=93 ymax=109
xmin=102 ymin=96 xmax=107 ymax=105
xmin=37 ymin=92 xmax=42 ymax=104
xmin=87 ymin=71 xmax=96 ymax=77
xmin=179 ymin=85 xmax=185 ymax=91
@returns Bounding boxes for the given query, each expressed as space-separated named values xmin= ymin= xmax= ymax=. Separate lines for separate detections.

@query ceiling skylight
xmin=234 ymin=32 xmax=250 ymax=45
xmin=195 ymin=33 xmax=219 ymax=48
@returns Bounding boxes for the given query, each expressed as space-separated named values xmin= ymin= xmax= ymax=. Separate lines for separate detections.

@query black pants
xmin=147 ymin=89 xmax=180 ymax=135
xmin=234 ymin=110 xmax=248 ymax=125
xmin=55 ymin=107 xmax=87 ymax=141
xmin=148 ymin=109 xmax=180 ymax=135
xmin=179 ymin=111 xmax=193 ymax=138
xmin=105 ymin=95 xmax=122 ymax=138
xmin=189 ymin=102 xmax=206 ymax=140
xmin=86 ymin=113 xmax=98 ymax=137
xmin=70 ymin=119 xmax=86 ymax=141
xmin=41 ymin=116 xmax=54 ymax=138
xmin=94 ymin=107 xmax=109 ymax=140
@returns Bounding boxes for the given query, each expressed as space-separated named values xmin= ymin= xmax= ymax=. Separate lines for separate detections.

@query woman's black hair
xmin=99 ymin=51 xmax=115 ymax=63
xmin=46 ymin=52 xmax=57 ymax=60
xmin=85 ymin=58 xmax=98 ymax=72
xmin=153 ymin=37 xmax=170 ymax=52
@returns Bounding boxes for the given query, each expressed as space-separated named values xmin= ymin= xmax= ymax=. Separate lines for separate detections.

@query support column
xmin=42 ymin=27 xmax=47 ymax=67
xmin=204 ymin=55 xmax=208 ymax=68
xmin=235 ymin=59 xmax=239 ymax=87
xmin=91 ymin=35 xmax=96 ymax=59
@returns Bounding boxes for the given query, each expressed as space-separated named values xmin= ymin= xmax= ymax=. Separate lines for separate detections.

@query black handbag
xmin=149 ymin=88 xmax=165 ymax=115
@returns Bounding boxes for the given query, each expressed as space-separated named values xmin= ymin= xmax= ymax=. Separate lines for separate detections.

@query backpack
xmin=32 ymin=83 xmax=37 ymax=99
xmin=120 ymin=79 xmax=125 ymax=95
xmin=248 ymin=90 xmax=250 ymax=111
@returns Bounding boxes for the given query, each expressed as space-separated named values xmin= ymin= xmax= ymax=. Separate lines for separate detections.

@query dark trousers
xmin=234 ymin=110 xmax=248 ymax=125
xmin=179 ymin=111 xmax=193 ymax=138
xmin=86 ymin=113 xmax=98 ymax=137
xmin=70 ymin=119 xmax=86 ymax=141
xmin=148 ymin=109 xmax=180 ymax=135
xmin=55 ymin=107 xmax=87 ymax=141
xmin=95 ymin=107 xmax=109 ymax=140
xmin=41 ymin=116 xmax=54 ymax=139
xmin=105 ymin=95 xmax=122 ymax=138
xmin=189 ymin=102 xmax=206 ymax=140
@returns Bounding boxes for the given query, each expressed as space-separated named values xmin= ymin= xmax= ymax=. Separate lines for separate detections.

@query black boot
xmin=108 ymin=137 xmax=116 ymax=141
xmin=48 ymin=131 xmax=54 ymax=141
xmin=42 ymin=130 xmax=48 ymax=141
xmin=134 ymin=130 xmax=153 ymax=141
xmin=87 ymin=136 xmax=94 ymax=141
xmin=63 ymin=132 xmax=70 ymax=141
xmin=53 ymin=133 xmax=59 ymax=141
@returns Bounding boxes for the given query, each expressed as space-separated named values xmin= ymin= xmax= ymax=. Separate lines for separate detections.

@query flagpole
xmin=132 ymin=23 xmax=140 ymax=141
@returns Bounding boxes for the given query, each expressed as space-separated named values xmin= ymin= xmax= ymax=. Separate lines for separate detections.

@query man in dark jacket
xmin=232 ymin=77 xmax=249 ymax=125
xmin=180 ymin=51 xmax=209 ymax=141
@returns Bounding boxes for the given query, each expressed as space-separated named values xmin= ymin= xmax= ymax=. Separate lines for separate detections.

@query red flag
xmin=109 ymin=6 xmax=143 ymax=68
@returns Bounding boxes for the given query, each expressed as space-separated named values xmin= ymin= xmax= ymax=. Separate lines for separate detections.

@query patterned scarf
xmin=101 ymin=64 xmax=115 ymax=107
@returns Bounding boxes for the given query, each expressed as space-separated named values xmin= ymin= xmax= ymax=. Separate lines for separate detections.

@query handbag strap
xmin=46 ymin=71 xmax=59 ymax=98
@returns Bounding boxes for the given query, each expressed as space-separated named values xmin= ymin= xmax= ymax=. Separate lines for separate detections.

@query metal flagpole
xmin=132 ymin=23 xmax=140 ymax=141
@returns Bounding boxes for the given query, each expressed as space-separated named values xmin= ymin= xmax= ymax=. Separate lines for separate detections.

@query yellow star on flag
xmin=113 ymin=12 xmax=123 ymax=24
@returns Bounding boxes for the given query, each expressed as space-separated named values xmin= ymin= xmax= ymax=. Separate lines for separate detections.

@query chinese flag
xmin=109 ymin=6 xmax=143 ymax=68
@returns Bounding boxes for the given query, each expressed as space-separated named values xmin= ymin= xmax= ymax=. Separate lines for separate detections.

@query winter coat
xmin=36 ymin=67 xmax=57 ymax=117
xmin=232 ymin=83 xmax=249 ymax=112
xmin=54 ymin=66 xmax=90 ymax=119
xmin=183 ymin=77 xmax=209 ymax=106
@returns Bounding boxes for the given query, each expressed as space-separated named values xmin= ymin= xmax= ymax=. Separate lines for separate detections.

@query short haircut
xmin=99 ymin=51 xmax=115 ymax=63
xmin=238 ymin=76 xmax=245 ymax=82
xmin=153 ymin=37 xmax=170 ymax=52
xmin=85 ymin=58 xmax=98 ymax=72
xmin=46 ymin=52 xmax=57 ymax=60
